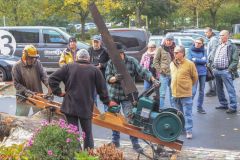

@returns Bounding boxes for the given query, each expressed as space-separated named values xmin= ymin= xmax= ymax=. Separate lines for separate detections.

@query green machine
xmin=131 ymin=87 xmax=185 ymax=142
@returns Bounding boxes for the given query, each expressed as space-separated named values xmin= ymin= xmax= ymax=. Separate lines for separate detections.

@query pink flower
xmin=66 ymin=138 xmax=71 ymax=143
xmin=48 ymin=150 xmax=53 ymax=156
xmin=41 ymin=120 xmax=49 ymax=126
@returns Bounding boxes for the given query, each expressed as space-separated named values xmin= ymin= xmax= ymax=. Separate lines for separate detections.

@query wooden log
xmin=0 ymin=110 xmax=64 ymax=147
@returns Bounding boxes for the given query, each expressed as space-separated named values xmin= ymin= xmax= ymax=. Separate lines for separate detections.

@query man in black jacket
xmin=88 ymin=35 xmax=109 ymax=77
xmin=49 ymin=49 xmax=109 ymax=149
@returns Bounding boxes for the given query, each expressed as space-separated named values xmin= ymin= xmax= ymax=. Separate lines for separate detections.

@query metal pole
xmin=3 ymin=16 xmax=6 ymax=26
xmin=196 ymin=11 xmax=199 ymax=28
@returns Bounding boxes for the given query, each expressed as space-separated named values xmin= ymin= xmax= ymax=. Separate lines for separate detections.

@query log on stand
xmin=0 ymin=110 xmax=64 ymax=147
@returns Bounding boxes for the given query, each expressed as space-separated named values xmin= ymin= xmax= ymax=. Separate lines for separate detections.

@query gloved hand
xmin=115 ymin=74 xmax=124 ymax=82
xmin=152 ymin=79 xmax=160 ymax=87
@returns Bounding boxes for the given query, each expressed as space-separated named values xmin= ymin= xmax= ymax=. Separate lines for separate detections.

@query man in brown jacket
xmin=170 ymin=45 xmax=198 ymax=139
xmin=12 ymin=45 xmax=50 ymax=116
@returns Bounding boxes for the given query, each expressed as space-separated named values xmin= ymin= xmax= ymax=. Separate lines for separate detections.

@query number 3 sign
xmin=0 ymin=30 xmax=16 ymax=56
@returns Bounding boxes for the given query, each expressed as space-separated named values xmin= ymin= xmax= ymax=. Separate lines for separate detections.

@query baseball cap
xmin=115 ymin=42 xmax=125 ymax=53
xmin=91 ymin=35 xmax=102 ymax=41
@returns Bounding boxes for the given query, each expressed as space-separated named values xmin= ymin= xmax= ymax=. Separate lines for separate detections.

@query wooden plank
xmin=89 ymin=2 xmax=138 ymax=96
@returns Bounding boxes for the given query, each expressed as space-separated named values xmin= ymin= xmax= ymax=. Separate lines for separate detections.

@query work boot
xmin=205 ymin=91 xmax=216 ymax=97
xmin=108 ymin=141 xmax=120 ymax=148
xmin=197 ymin=108 xmax=206 ymax=114
xmin=226 ymin=108 xmax=237 ymax=114
xmin=132 ymin=143 xmax=143 ymax=153
xmin=215 ymin=106 xmax=228 ymax=110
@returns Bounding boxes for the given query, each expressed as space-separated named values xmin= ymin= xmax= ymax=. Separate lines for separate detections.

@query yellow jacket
xmin=170 ymin=59 xmax=198 ymax=98
xmin=59 ymin=48 xmax=78 ymax=67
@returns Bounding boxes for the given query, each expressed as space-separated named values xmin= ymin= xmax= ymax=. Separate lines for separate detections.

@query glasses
xmin=195 ymin=42 xmax=202 ymax=44
xmin=149 ymin=46 xmax=156 ymax=48
xmin=174 ymin=51 xmax=180 ymax=54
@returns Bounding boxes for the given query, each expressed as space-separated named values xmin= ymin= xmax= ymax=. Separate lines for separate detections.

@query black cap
xmin=69 ymin=37 xmax=77 ymax=43
xmin=115 ymin=42 xmax=125 ymax=53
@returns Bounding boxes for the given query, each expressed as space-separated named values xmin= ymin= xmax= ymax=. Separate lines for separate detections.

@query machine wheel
xmin=152 ymin=112 xmax=183 ymax=142
xmin=0 ymin=67 xmax=7 ymax=82
xmin=162 ymin=108 xmax=185 ymax=128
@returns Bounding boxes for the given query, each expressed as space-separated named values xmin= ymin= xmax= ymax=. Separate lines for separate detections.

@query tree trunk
xmin=209 ymin=9 xmax=217 ymax=28
xmin=81 ymin=18 xmax=86 ymax=41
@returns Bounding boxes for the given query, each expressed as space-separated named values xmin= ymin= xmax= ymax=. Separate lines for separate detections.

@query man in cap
xmin=12 ymin=45 xmax=51 ymax=116
xmin=88 ymin=35 xmax=109 ymax=77
xmin=170 ymin=45 xmax=198 ymax=139
xmin=49 ymin=49 xmax=109 ymax=149
xmin=88 ymin=35 xmax=109 ymax=108
xmin=59 ymin=37 xmax=79 ymax=67
xmin=153 ymin=34 xmax=175 ymax=110
xmin=105 ymin=42 xmax=158 ymax=153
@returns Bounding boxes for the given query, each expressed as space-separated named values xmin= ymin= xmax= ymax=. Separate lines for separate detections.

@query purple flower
xmin=48 ymin=150 xmax=53 ymax=156
xmin=66 ymin=138 xmax=71 ymax=143
xmin=41 ymin=120 xmax=49 ymax=126
xmin=27 ymin=138 xmax=33 ymax=147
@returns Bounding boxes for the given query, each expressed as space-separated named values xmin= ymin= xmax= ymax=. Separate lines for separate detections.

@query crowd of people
xmin=11 ymin=27 xmax=239 ymax=152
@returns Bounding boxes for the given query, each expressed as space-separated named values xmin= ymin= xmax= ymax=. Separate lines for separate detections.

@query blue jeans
xmin=112 ymin=100 xmax=139 ymax=145
xmin=192 ymin=75 xmax=206 ymax=109
xmin=159 ymin=75 xmax=174 ymax=109
xmin=213 ymin=69 xmax=237 ymax=110
xmin=173 ymin=97 xmax=193 ymax=133
xmin=143 ymin=80 xmax=152 ymax=90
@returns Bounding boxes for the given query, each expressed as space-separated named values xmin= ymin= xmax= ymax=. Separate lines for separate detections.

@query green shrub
xmin=74 ymin=151 xmax=99 ymax=160
xmin=26 ymin=119 xmax=84 ymax=160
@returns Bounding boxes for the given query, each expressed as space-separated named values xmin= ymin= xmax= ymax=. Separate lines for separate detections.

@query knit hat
xmin=76 ymin=49 xmax=90 ymax=61
xmin=165 ymin=34 xmax=174 ymax=40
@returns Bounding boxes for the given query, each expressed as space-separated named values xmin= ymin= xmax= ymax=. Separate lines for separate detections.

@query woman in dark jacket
xmin=187 ymin=38 xmax=207 ymax=114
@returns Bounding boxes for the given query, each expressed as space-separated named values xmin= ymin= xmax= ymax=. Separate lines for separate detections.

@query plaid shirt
xmin=105 ymin=55 xmax=152 ymax=102
xmin=214 ymin=43 xmax=229 ymax=69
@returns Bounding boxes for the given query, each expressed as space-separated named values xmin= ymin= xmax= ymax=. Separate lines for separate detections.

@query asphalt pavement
xmin=1 ymin=81 xmax=240 ymax=159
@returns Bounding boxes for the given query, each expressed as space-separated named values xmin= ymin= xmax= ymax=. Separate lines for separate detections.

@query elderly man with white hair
xmin=213 ymin=30 xmax=239 ymax=114
xmin=49 ymin=49 xmax=110 ymax=149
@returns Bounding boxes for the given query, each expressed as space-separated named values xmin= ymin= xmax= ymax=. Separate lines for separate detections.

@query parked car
xmin=149 ymin=35 xmax=194 ymax=52
xmin=183 ymin=28 xmax=220 ymax=37
xmin=109 ymin=28 xmax=149 ymax=62
xmin=0 ymin=55 xmax=18 ymax=81
xmin=166 ymin=32 xmax=208 ymax=44
xmin=149 ymin=35 xmax=164 ymax=47
xmin=0 ymin=26 xmax=89 ymax=81
xmin=230 ymin=39 xmax=240 ymax=55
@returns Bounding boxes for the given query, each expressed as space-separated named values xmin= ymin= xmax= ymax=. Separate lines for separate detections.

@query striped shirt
xmin=214 ymin=43 xmax=229 ymax=69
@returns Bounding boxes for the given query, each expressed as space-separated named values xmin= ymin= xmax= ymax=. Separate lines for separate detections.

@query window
xmin=110 ymin=30 xmax=147 ymax=51
xmin=9 ymin=29 xmax=39 ymax=43
xmin=43 ymin=29 xmax=67 ymax=43
xmin=181 ymin=39 xmax=193 ymax=48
